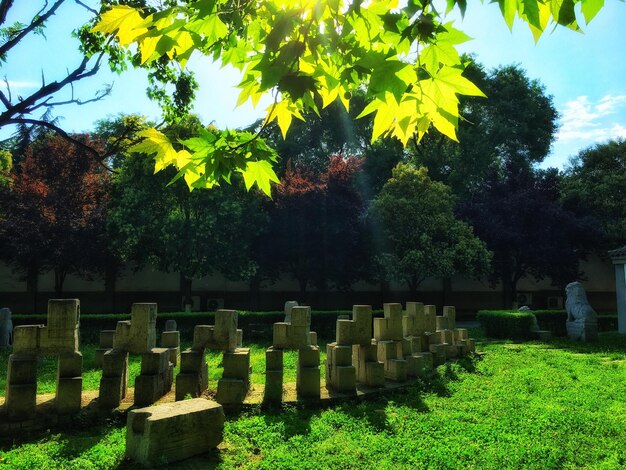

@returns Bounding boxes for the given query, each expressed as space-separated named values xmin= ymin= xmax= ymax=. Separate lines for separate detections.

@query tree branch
xmin=0 ymin=0 xmax=65 ymax=58
xmin=5 ymin=118 xmax=117 ymax=173
xmin=0 ymin=0 xmax=14 ymax=26
xmin=0 ymin=50 xmax=106 ymax=124
xmin=73 ymin=0 xmax=97 ymax=15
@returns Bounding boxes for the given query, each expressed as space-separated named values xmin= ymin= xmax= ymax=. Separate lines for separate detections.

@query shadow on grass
xmin=535 ymin=331 xmax=626 ymax=355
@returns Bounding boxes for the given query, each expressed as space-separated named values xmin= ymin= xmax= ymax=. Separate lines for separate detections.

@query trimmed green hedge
xmin=532 ymin=310 xmax=568 ymax=336
xmin=477 ymin=310 xmax=535 ymax=339
xmin=11 ymin=309 xmax=385 ymax=344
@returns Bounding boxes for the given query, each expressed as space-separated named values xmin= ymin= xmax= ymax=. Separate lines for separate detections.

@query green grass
xmin=2 ymin=331 xmax=626 ymax=468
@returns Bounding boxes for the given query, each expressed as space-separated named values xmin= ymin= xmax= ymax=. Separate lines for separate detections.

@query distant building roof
xmin=608 ymin=246 xmax=626 ymax=259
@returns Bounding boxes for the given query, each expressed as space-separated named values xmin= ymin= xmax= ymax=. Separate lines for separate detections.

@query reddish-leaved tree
xmin=1 ymin=134 xmax=110 ymax=297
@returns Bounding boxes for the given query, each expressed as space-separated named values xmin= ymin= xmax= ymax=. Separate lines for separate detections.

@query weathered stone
xmin=5 ymin=382 xmax=37 ymax=420
xmin=296 ymin=366 xmax=320 ymax=400
xmin=264 ymin=369 xmax=283 ymax=403
xmin=113 ymin=303 xmax=157 ymax=354
xmin=374 ymin=304 xmax=403 ymax=341
xmin=126 ymin=398 xmax=224 ymax=467
xmin=102 ymin=349 xmax=129 ymax=377
xmin=435 ymin=316 xmax=448 ymax=331
xmin=222 ymin=348 xmax=250 ymax=388
xmin=98 ymin=375 xmax=126 ymax=409
xmin=180 ymin=349 xmax=205 ymax=373
xmin=213 ymin=310 xmax=238 ymax=351
xmin=406 ymin=354 xmax=425 ymax=377
xmin=385 ymin=359 xmax=407 ymax=382
xmin=58 ymin=352 xmax=82 ymax=377
xmin=175 ymin=362 xmax=208 ymax=401
xmin=265 ymin=347 xmax=283 ymax=370
xmin=365 ymin=361 xmax=385 ymax=387
xmin=164 ymin=319 xmax=177 ymax=332
xmin=309 ymin=331 xmax=318 ymax=346
xmin=141 ymin=348 xmax=170 ymax=375
xmin=216 ymin=378 xmax=248 ymax=404
xmin=329 ymin=366 xmax=356 ymax=393
xmin=0 ymin=307 xmax=13 ymax=349
xmin=284 ymin=300 xmax=299 ymax=323
xmin=414 ymin=351 xmax=434 ymax=370
xmin=237 ymin=329 xmax=243 ymax=348
xmin=429 ymin=343 xmax=447 ymax=365
xmin=161 ymin=331 xmax=180 ymax=348
xmin=12 ymin=325 xmax=43 ymax=353
xmin=298 ymin=346 xmax=320 ymax=368
xmin=442 ymin=306 xmax=456 ymax=329
xmin=100 ymin=330 xmax=116 ymax=348
xmin=55 ymin=377 xmax=82 ymax=414
xmin=454 ymin=328 xmax=469 ymax=341
xmin=7 ymin=354 xmax=37 ymax=384
xmin=39 ymin=299 xmax=80 ymax=355
xmin=565 ymin=281 xmax=599 ymax=341
xmin=291 ymin=306 xmax=311 ymax=326
xmin=424 ymin=305 xmax=437 ymax=333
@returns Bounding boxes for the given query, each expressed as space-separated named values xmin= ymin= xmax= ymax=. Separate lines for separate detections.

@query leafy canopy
xmin=91 ymin=0 xmax=608 ymax=194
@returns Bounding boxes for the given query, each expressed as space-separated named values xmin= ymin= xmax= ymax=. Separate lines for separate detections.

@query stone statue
xmin=565 ymin=281 xmax=598 ymax=341
xmin=0 ymin=307 xmax=12 ymax=349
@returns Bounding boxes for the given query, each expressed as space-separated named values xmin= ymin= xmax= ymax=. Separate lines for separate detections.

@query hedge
xmin=477 ymin=310 xmax=535 ymax=339
xmin=11 ymin=309 xmax=385 ymax=344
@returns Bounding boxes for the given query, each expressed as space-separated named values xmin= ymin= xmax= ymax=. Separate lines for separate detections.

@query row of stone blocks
xmin=3 ymin=299 xmax=82 ymax=420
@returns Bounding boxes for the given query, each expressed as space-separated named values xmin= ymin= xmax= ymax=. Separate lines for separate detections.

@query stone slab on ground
xmin=126 ymin=398 xmax=225 ymax=467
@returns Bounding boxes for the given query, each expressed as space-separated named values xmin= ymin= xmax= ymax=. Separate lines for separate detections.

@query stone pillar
xmin=609 ymin=247 xmax=626 ymax=334
xmin=175 ymin=349 xmax=208 ymax=401
xmin=96 ymin=330 xmax=115 ymax=368
xmin=297 ymin=346 xmax=321 ymax=400
xmin=135 ymin=348 xmax=174 ymax=407
xmin=99 ymin=349 xmax=129 ymax=409
xmin=56 ymin=352 xmax=83 ymax=414
xmin=113 ymin=303 xmax=157 ymax=354
xmin=264 ymin=347 xmax=283 ymax=403
xmin=352 ymin=342 xmax=385 ymax=387
xmin=216 ymin=348 xmax=251 ymax=404
xmin=5 ymin=354 xmax=37 ymax=420
xmin=161 ymin=331 xmax=180 ymax=367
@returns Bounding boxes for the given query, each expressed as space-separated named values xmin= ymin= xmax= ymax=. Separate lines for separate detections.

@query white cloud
xmin=2 ymin=80 xmax=39 ymax=91
xmin=557 ymin=94 xmax=626 ymax=143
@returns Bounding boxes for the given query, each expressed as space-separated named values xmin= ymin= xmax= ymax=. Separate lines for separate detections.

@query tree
xmin=562 ymin=139 xmax=626 ymax=249
xmin=108 ymin=115 xmax=266 ymax=307
xmin=0 ymin=133 xmax=110 ymax=296
xmin=411 ymin=61 xmax=558 ymax=197
xmin=370 ymin=163 xmax=490 ymax=295
xmin=86 ymin=0 xmax=603 ymax=194
xmin=267 ymin=154 xmax=368 ymax=293
xmin=459 ymin=165 xmax=599 ymax=308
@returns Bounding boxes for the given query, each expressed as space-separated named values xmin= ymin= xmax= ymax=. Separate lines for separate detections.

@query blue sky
xmin=2 ymin=0 xmax=626 ymax=169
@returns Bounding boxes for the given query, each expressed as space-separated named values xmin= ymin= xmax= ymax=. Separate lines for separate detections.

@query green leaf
xmin=580 ymin=0 xmax=604 ymax=23
xmin=91 ymin=5 xmax=147 ymax=46
xmin=240 ymin=160 xmax=280 ymax=196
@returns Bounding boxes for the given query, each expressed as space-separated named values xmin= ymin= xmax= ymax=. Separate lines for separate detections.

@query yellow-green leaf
xmin=92 ymin=5 xmax=147 ymax=46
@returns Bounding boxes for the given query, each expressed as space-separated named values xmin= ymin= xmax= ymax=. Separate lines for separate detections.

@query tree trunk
xmin=180 ymin=274 xmax=193 ymax=311
xmin=54 ymin=267 xmax=66 ymax=297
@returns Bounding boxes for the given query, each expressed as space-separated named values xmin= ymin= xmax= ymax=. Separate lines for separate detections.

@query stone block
xmin=58 ymin=352 xmax=82 ymax=378
xmin=161 ymin=331 xmax=180 ymax=348
xmin=298 ymin=346 xmax=320 ymax=368
xmin=237 ymin=329 xmax=243 ymax=348
xmin=175 ymin=362 xmax=208 ymax=401
xmin=415 ymin=352 xmax=434 ymax=370
xmin=442 ymin=329 xmax=455 ymax=345
xmin=336 ymin=320 xmax=355 ymax=345
xmin=213 ymin=309 xmax=238 ymax=351
xmin=40 ymin=299 xmax=80 ymax=354
xmin=216 ymin=378 xmax=248 ymax=404
xmin=264 ymin=369 xmax=283 ymax=403
xmin=429 ymin=343 xmax=447 ymax=366
xmin=335 ymin=366 xmax=357 ymax=392
xmin=406 ymin=302 xmax=424 ymax=317
xmin=435 ymin=316 xmax=448 ymax=332
xmin=454 ymin=328 xmax=469 ymax=341
xmin=113 ymin=303 xmax=157 ymax=354
xmin=5 ymin=382 xmax=37 ymax=420
xmin=164 ymin=319 xmax=177 ymax=332
xmin=12 ymin=325 xmax=43 ymax=353
xmin=447 ymin=343 xmax=458 ymax=358
xmin=180 ymin=349 xmax=205 ymax=373
xmin=424 ymin=305 xmax=437 ymax=333
xmin=567 ymin=321 xmax=598 ymax=342
xmin=386 ymin=359 xmax=407 ymax=381
xmin=426 ymin=331 xmax=444 ymax=346
xmin=351 ymin=305 xmax=373 ymax=345
xmin=100 ymin=330 xmax=116 ymax=348
xmin=376 ymin=340 xmax=399 ymax=363
xmin=125 ymin=398 xmax=224 ymax=467
xmin=56 ymin=376 xmax=82 ymax=414
xmin=384 ymin=303 xmax=403 ymax=340
xmin=284 ymin=300 xmax=298 ymax=323
xmin=141 ymin=348 xmax=170 ymax=375
xmin=309 ymin=331 xmax=318 ymax=346
xmin=265 ymin=347 xmax=283 ymax=370
xmin=365 ymin=361 xmax=385 ymax=387
xmin=167 ymin=347 xmax=179 ymax=367
xmin=331 ymin=344 xmax=352 ymax=366
xmin=273 ymin=322 xmax=310 ymax=349
xmin=192 ymin=325 xmax=214 ymax=350
xmin=7 ymin=354 xmax=37 ymax=384
xmin=353 ymin=343 xmax=378 ymax=384
xmin=99 ymin=375 xmax=126 ymax=409
xmin=296 ymin=366 xmax=320 ymax=400
xmin=102 ymin=350 xmax=129 ymax=377
xmin=443 ymin=306 xmax=456 ymax=329
xmin=406 ymin=355 xmax=425 ymax=377
xmin=402 ymin=336 xmax=422 ymax=356
xmin=290 ymin=306 xmax=311 ymax=327
xmin=223 ymin=348 xmax=250 ymax=385
xmin=135 ymin=374 xmax=165 ymax=407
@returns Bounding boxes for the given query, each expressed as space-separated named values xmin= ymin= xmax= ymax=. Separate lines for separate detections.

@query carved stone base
xmin=566 ymin=321 xmax=598 ymax=342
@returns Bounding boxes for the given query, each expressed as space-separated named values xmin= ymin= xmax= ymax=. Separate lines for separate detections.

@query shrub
xmin=477 ymin=310 xmax=535 ymax=339
xmin=532 ymin=310 xmax=567 ymax=336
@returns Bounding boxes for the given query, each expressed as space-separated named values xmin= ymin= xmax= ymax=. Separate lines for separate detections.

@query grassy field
xmin=2 ymin=331 xmax=626 ymax=469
